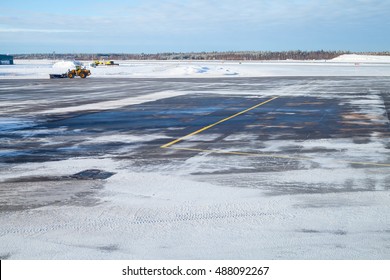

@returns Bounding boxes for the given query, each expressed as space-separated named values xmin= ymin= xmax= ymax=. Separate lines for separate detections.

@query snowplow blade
xmin=50 ymin=74 xmax=67 ymax=79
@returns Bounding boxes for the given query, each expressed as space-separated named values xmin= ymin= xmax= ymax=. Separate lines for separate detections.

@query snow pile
xmin=331 ymin=54 xmax=390 ymax=63
xmin=52 ymin=60 xmax=82 ymax=69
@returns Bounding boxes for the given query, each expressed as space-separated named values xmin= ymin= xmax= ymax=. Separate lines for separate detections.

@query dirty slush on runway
xmin=0 ymin=77 xmax=390 ymax=259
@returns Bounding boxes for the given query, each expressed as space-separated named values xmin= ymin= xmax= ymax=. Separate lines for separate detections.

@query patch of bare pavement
xmin=0 ymin=77 xmax=389 ymax=259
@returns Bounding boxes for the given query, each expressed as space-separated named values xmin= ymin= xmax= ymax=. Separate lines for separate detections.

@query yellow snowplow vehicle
xmin=94 ymin=60 xmax=119 ymax=66
xmin=67 ymin=66 xmax=91 ymax=78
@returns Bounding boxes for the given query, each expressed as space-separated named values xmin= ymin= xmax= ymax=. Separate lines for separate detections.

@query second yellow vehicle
xmin=94 ymin=60 xmax=119 ymax=66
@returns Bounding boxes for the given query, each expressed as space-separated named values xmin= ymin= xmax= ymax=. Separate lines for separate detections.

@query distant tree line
xmin=13 ymin=51 xmax=390 ymax=61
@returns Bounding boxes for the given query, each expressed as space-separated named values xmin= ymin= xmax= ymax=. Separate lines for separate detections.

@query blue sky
xmin=1 ymin=0 xmax=389 ymax=53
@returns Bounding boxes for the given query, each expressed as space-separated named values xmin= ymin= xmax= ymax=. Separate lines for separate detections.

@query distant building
xmin=0 ymin=54 xmax=14 ymax=65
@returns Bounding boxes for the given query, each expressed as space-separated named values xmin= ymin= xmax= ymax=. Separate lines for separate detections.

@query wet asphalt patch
xmin=4 ymin=169 xmax=115 ymax=183
xmin=71 ymin=169 xmax=115 ymax=180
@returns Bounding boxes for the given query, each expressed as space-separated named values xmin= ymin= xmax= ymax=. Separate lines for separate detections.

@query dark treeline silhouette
xmin=13 ymin=50 xmax=390 ymax=61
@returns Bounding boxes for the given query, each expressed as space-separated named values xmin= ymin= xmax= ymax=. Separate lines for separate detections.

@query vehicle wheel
xmin=68 ymin=72 xmax=74 ymax=79
xmin=80 ymin=72 xmax=86 ymax=78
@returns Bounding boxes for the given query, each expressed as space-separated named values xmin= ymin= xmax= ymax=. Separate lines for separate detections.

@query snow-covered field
xmin=0 ymin=55 xmax=390 ymax=260
xmin=1 ymin=54 xmax=390 ymax=79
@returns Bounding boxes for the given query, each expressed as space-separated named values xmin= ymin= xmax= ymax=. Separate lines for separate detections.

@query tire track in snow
xmin=0 ymin=206 xmax=288 ymax=236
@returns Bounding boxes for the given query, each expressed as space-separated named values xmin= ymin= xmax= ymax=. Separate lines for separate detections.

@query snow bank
xmin=331 ymin=54 xmax=390 ymax=63
xmin=1 ymin=58 xmax=390 ymax=79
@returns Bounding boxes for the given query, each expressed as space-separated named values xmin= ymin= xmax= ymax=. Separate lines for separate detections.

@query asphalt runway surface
xmin=1 ymin=77 xmax=390 ymax=259
xmin=1 ymin=77 xmax=389 ymax=168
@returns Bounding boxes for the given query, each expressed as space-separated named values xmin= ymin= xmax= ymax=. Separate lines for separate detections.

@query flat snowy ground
xmin=0 ymin=58 xmax=390 ymax=259
xmin=1 ymin=54 xmax=390 ymax=80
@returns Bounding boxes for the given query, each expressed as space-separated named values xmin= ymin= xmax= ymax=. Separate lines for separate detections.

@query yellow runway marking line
xmin=161 ymin=96 xmax=279 ymax=148
xmin=171 ymin=147 xmax=390 ymax=168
